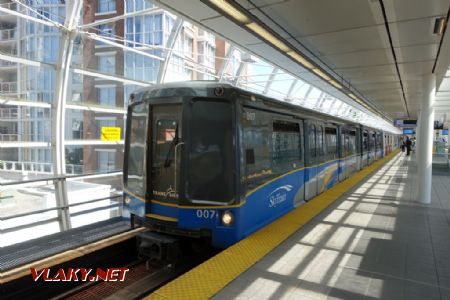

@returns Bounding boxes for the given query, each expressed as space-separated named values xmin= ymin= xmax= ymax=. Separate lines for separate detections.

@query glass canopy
xmin=0 ymin=0 xmax=399 ymax=246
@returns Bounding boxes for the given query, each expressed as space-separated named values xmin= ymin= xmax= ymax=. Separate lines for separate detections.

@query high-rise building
xmin=1 ymin=0 xmax=220 ymax=176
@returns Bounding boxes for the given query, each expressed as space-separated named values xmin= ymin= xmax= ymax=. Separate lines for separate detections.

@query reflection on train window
xmin=125 ymin=103 xmax=148 ymax=197
xmin=325 ymin=127 xmax=337 ymax=159
xmin=309 ymin=124 xmax=316 ymax=160
xmin=272 ymin=120 xmax=301 ymax=173
xmin=187 ymin=100 xmax=234 ymax=203
xmin=155 ymin=119 xmax=177 ymax=160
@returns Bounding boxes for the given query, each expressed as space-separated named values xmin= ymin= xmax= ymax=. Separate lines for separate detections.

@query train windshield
xmin=151 ymin=105 xmax=182 ymax=203
xmin=125 ymin=103 xmax=148 ymax=197
xmin=187 ymin=99 xmax=234 ymax=204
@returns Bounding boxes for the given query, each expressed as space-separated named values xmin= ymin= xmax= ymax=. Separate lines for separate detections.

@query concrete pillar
xmin=417 ymin=74 xmax=435 ymax=204
xmin=416 ymin=109 xmax=421 ymax=158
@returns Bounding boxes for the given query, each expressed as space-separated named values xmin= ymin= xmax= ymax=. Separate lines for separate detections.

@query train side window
xmin=272 ymin=120 xmax=301 ymax=173
xmin=309 ymin=124 xmax=316 ymax=160
xmin=325 ymin=127 xmax=337 ymax=160
xmin=246 ymin=149 xmax=255 ymax=165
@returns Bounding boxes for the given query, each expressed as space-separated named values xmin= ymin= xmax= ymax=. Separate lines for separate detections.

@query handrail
xmin=0 ymin=170 xmax=122 ymax=186
xmin=0 ymin=194 xmax=122 ymax=221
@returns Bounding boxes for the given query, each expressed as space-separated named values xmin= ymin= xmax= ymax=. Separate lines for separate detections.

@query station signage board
xmin=101 ymin=127 xmax=121 ymax=141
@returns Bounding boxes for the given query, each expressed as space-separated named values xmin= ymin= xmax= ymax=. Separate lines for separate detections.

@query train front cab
xmin=123 ymin=92 xmax=243 ymax=249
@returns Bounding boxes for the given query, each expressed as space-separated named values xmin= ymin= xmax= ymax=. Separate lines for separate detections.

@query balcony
xmin=0 ymin=2 xmax=17 ymax=15
xmin=0 ymin=59 xmax=17 ymax=69
xmin=0 ymin=133 xmax=19 ymax=141
xmin=0 ymin=28 xmax=16 ymax=42
xmin=0 ymin=160 xmax=84 ymax=175
xmin=0 ymin=107 xmax=18 ymax=119
xmin=0 ymin=81 xmax=17 ymax=93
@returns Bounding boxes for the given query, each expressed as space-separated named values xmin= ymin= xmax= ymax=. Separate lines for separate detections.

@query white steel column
xmin=417 ymin=74 xmax=436 ymax=204
xmin=157 ymin=18 xmax=183 ymax=83
xmin=52 ymin=0 xmax=83 ymax=231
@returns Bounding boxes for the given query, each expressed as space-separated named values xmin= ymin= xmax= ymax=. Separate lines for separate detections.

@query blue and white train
xmin=122 ymin=82 xmax=398 ymax=251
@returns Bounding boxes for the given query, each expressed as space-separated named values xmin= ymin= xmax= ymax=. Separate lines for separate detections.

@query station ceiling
xmin=157 ymin=0 xmax=450 ymax=121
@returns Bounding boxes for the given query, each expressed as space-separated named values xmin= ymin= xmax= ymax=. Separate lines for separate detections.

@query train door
xmin=322 ymin=125 xmax=339 ymax=191
xmin=356 ymin=127 xmax=362 ymax=170
xmin=316 ymin=123 xmax=327 ymax=194
xmin=376 ymin=131 xmax=383 ymax=159
xmin=150 ymin=105 xmax=183 ymax=207
xmin=271 ymin=117 xmax=305 ymax=207
xmin=339 ymin=127 xmax=348 ymax=181
xmin=347 ymin=129 xmax=358 ymax=176
xmin=305 ymin=122 xmax=318 ymax=201
xmin=368 ymin=131 xmax=376 ymax=164
xmin=362 ymin=129 xmax=369 ymax=167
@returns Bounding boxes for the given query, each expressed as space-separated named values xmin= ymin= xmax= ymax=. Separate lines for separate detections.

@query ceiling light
xmin=329 ymin=80 xmax=343 ymax=89
xmin=286 ymin=51 xmax=314 ymax=69
xmin=433 ymin=17 xmax=446 ymax=35
xmin=312 ymin=68 xmax=331 ymax=81
xmin=208 ymin=0 xmax=251 ymax=24
xmin=246 ymin=22 xmax=291 ymax=52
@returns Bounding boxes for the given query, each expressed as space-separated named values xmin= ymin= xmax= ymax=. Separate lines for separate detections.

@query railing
xmin=0 ymin=2 xmax=17 ymax=15
xmin=0 ymin=107 xmax=18 ymax=118
xmin=0 ymin=81 xmax=17 ymax=93
xmin=0 ymin=133 xmax=19 ymax=141
xmin=0 ymin=170 xmax=123 ymax=247
xmin=0 ymin=59 xmax=16 ymax=67
xmin=0 ymin=160 xmax=84 ymax=174
xmin=0 ymin=28 xmax=16 ymax=41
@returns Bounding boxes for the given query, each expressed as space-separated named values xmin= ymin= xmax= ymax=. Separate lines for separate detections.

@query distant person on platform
xmin=401 ymin=138 xmax=406 ymax=152
xmin=405 ymin=137 xmax=412 ymax=156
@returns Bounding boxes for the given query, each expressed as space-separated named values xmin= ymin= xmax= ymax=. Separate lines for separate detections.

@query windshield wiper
xmin=163 ymin=124 xmax=178 ymax=168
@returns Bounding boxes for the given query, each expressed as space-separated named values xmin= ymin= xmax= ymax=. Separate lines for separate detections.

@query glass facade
xmin=0 ymin=0 xmax=398 ymax=246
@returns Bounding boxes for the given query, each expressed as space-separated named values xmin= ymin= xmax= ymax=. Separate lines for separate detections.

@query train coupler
xmin=137 ymin=231 xmax=181 ymax=265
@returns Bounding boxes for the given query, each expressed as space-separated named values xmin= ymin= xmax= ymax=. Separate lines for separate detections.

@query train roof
xmin=136 ymin=81 xmax=384 ymax=133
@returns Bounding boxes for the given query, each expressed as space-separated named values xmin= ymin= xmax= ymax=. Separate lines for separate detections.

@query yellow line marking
xmin=146 ymin=149 xmax=400 ymax=300
xmin=146 ymin=213 xmax=178 ymax=222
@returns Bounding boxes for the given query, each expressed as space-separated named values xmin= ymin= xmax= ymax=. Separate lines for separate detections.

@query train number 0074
xmin=196 ymin=209 xmax=217 ymax=219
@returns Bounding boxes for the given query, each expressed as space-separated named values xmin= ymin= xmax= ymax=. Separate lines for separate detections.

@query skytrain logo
xmin=30 ymin=268 xmax=129 ymax=282
xmin=268 ymin=185 xmax=293 ymax=208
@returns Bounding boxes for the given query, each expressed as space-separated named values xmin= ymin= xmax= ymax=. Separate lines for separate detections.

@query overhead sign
xmin=394 ymin=119 xmax=417 ymax=127
xmin=101 ymin=127 xmax=121 ymax=141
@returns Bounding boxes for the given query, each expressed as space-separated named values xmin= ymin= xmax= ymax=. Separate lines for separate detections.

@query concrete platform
xmin=212 ymin=153 xmax=450 ymax=300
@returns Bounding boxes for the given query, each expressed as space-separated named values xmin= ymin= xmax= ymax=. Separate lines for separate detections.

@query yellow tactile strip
xmin=147 ymin=150 xmax=400 ymax=300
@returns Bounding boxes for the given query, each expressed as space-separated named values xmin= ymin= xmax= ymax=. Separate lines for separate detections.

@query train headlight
xmin=124 ymin=196 xmax=131 ymax=205
xmin=222 ymin=211 xmax=234 ymax=226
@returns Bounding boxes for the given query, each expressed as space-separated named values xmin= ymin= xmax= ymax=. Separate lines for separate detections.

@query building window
xmin=98 ymin=86 xmax=116 ymax=106
xmin=98 ymin=55 xmax=115 ymax=74
xmin=98 ymin=0 xmax=116 ymax=13
xmin=97 ymin=23 xmax=115 ymax=40
xmin=97 ymin=150 xmax=116 ymax=172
